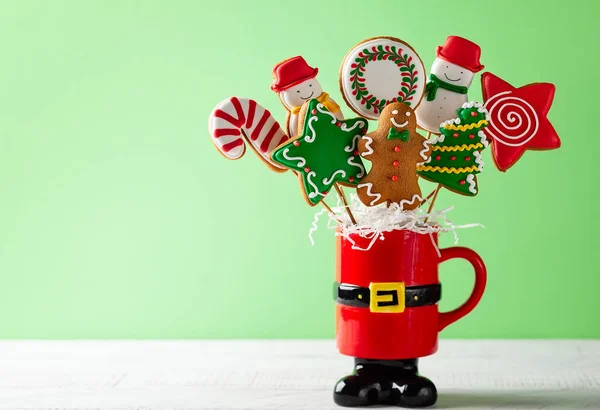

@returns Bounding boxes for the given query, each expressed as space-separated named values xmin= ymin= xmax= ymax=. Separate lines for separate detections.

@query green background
xmin=0 ymin=0 xmax=596 ymax=339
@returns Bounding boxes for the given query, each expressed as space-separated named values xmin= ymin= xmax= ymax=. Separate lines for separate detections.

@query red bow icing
xmin=481 ymin=72 xmax=561 ymax=172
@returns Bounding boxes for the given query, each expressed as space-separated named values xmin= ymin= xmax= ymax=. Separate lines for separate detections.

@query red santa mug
xmin=335 ymin=228 xmax=486 ymax=360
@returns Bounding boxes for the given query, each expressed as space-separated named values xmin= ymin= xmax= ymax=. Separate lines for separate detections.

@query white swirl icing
xmin=466 ymin=174 xmax=477 ymax=194
xmin=473 ymin=150 xmax=484 ymax=172
xmin=281 ymin=148 xmax=306 ymax=167
xmin=306 ymin=171 xmax=320 ymax=199
xmin=484 ymin=91 xmax=539 ymax=147
xmin=322 ymin=169 xmax=347 ymax=185
xmin=316 ymin=103 xmax=337 ymax=124
xmin=391 ymin=118 xmax=408 ymax=128
xmin=340 ymin=120 xmax=366 ymax=132
xmin=362 ymin=136 xmax=374 ymax=157
xmin=347 ymin=156 xmax=365 ymax=178
xmin=304 ymin=115 xmax=319 ymax=143
xmin=357 ymin=182 xmax=381 ymax=206
xmin=397 ymin=194 xmax=423 ymax=210
xmin=344 ymin=135 xmax=360 ymax=153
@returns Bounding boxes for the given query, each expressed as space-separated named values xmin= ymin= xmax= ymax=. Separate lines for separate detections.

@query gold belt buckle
xmin=369 ymin=282 xmax=405 ymax=313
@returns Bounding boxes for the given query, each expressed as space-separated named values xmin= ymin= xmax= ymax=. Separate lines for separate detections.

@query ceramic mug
xmin=335 ymin=229 xmax=486 ymax=360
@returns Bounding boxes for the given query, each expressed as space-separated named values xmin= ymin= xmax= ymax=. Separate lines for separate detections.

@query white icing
xmin=466 ymin=174 xmax=477 ymax=194
xmin=316 ymin=103 xmax=337 ymax=124
xmin=418 ymin=138 xmax=434 ymax=162
xmin=281 ymin=148 xmax=306 ymax=167
xmin=357 ymin=183 xmax=381 ymax=206
xmin=340 ymin=120 xmax=366 ymax=133
xmin=340 ymin=37 xmax=426 ymax=120
xmin=279 ymin=79 xmax=324 ymax=111
xmin=208 ymin=97 xmax=287 ymax=169
xmin=347 ymin=156 xmax=365 ymax=178
xmin=473 ymin=150 xmax=484 ymax=172
xmin=484 ymin=91 xmax=539 ymax=147
xmin=392 ymin=109 xmax=399 ymax=115
xmin=397 ymin=194 xmax=423 ymax=211
xmin=305 ymin=115 xmax=319 ymax=143
xmin=322 ymin=169 xmax=347 ymax=185
xmin=344 ymin=135 xmax=360 ymax=152
xmin=307 ymin=171 xmax=320 ymax=199
xmin=390 ymin=118 xmax=408 ymax=128
xmin=362 ymin=136 xmax=374 ymax=157
xmin=478 ymin=130 xmax=489 ymax=147
xmin=406 ymin=111 xmax=411 ymax=116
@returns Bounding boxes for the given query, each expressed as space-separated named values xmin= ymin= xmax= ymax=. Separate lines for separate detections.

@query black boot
xmin=333 ymin=358 xmax=437 ymax=408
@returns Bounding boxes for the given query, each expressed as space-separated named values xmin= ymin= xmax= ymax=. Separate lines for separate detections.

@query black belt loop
xmin=335 ymin=282 xmax=441 ymax=309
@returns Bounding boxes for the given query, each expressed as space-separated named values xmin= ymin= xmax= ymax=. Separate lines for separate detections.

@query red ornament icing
xmin=354 ymin=150 xmax=359 ymax=156
xmin=349 ymin=176 xmax=355 ymax=182
xmin=450 ymin=156 xmax=456 ymax=161
xmin=394 ymin=146 xmax=401 ymax=152
xmin=391 ymin=175 xmax=399 ymax=181
xmin=459 ymin=180 xmax=466 ymax=185
xmin=453 ymin=133 xmax=459 ymax=138
xmin=393 ymin=160 xmax=399 ymax=166
xmin=469 ymin=134 xmax=475 ymax=139
xmin=465 ymin=156 xmax=471 ymax=161
xmin=435 ymin=155 xmax=441 ymax=161
xmin=482 ymin=72 xmax=561 ymax=172
xmin=312 ymin=109 xmax=317 ymax=115
xmin=471 ymin=111 xmax=478 ymax=117
xmin=293 ymin=140 xmax=300 ymax=147
xmin=304 ymin=167 xmax=310 ymax=172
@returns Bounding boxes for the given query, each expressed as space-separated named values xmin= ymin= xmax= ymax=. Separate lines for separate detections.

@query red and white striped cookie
xmin=208 ymin=97 xmax=289 ymax=172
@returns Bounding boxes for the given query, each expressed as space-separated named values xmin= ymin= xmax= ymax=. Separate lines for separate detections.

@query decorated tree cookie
xmin=208 ymin=97 xmax=289 ymax=172
xmin=356 ymin=102 xmax=431 ymax=210
xmin=415 ymin=36 xmax=484 ymax=134
xmin=271 ymin=99 xmax=367 ymax=206
xmin=417 ymin=102 xmax=489 ymax=196
xmin=482 ymin=72 xmax=561 ymax=172
xmin=272 ymin=56 xmax=343 ymax=138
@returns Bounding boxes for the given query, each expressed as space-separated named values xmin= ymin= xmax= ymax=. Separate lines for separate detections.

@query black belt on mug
xmin=335 ymin=282 xmax=441 ymax=313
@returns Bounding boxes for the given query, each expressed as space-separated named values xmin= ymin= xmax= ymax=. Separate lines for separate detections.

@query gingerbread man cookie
xmin=357 ymin=102 xmax=432 ymax=210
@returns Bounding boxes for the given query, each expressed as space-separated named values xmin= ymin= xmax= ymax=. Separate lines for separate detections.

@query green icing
xmin=424 ymin=74 xmax=469 ymax=101
xmin=417 ymin=105 xmax=488 ymax=197
xmin=271 ymin=99 xmax=368 ymax=205
xmin=387 ymin=128 xmax=409 ymax=141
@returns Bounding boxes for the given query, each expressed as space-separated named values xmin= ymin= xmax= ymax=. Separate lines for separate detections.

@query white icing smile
xmin=444 ymin=73 xmax=461 ymax=82
xmin=300 ymin=91 xmax=315 ymax=100
xmin=390 ymin=118 xmax=408 ymax=128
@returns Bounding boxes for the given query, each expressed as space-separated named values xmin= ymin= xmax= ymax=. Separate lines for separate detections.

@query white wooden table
xmin=0 ymin=340 xmax=598 ymax=409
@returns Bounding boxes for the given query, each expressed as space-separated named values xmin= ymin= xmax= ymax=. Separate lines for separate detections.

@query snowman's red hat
xmin=271 ymin=56 xmax=319 ymax=92
xmin=436 ymin=36 xmax=484 ymax=73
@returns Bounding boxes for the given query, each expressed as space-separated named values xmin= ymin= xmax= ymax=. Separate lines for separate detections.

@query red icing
xmin=391 ymin=175 xmax=399 ymax=181
xmin=471 ymin=111 xmax=478 ymax=117
xmin=349 ymin=176 xmax=355 ymax=182
xmin=469 ymin=134 xmax=475 ymax=139
xmin=453 ymin=133 xmax=459 ymax=138
xmin=312 ymin=109 xmax=317 ymax=115
xmin=337 ymin=121 xmax=342 ymax=127
xmin=393 ymin=160 xmax=399 ymax=166
xmin=435 ymin=155 xmax=441 ymax=161
xmin=293 ymin=140 xmax=300 ymax=147
xmin=459 ymin=180 xmax=466 ymax=185
xmin=465 ymin=156 xmax=471 ymax=161
xmin=394 ymin=146 xmax=401 ymax=152
xmin=354 ymin=150 xmax=359 ymax=156
xmin=304 ymin=167 xmax=310 ymax=172
xmin=481 ymin=72 xmax=561 ymax=172
xmin=450 ymin=156 xmax=456 ymax=161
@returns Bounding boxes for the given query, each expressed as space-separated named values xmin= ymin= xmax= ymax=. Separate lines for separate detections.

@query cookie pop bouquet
xmin=208 ymin=36 xmax=561 ymax=408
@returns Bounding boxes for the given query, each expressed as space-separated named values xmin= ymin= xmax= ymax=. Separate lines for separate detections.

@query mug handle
xmin=438 ymin=247 xmax=487 ymax=332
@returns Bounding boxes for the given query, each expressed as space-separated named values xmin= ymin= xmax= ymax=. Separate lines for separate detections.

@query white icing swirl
xmin=316 ymin=103 xmax=337 ymax=124
xmin=340 ymin=120 xmax=366 ymax=132
xmin=357 ymin=182 xmax=381 ymax=206
xmin=362 ymin=136 xmax=374 ymax=157
xmin=466 ymin=174 xmax=477 ymax=194
xmin=473 ymin=150 xmax=484 ymax=172
xmin=322 ymin=169 xmax=347 ymax=185
xmin=307 ymin=171 xmax=320 ymax=199
xmin=484 ymin=91 xmax=539 ymax=147
xmin=347 ymin=156 xmax=365 ymax=178
xmin=344 ymin=135 xmax=360 ymax=153
xmin=305 ymin=115 xmax=318 ymax=143
xmin=281 ymin=148 xmax=306 ymax=167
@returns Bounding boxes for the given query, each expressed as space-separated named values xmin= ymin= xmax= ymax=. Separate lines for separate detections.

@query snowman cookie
xmin=356 ymin=102 xmax=432 ymax=210
xmin=415 ymin=36 xmax=484 ymax=134
xmin=271 ymin=56 xmax=343 ymax=137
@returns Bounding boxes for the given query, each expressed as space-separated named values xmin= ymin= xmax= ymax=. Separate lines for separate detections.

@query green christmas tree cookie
xmin=417 ymin=102 xmax=489 ymax=196
xmin=271 ymin=99 xmax=368 ymax=206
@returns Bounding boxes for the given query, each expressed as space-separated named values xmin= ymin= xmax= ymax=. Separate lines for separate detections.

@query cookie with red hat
xmin=271 ymin=56 xmax=343 ymax=137
xmin=415 ymin=36 xmax=485 ymax=134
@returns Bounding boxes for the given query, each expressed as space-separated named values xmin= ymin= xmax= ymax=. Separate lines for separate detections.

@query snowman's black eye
xmin=461 ymin=71 xmax=464 ymax=74
xmin=446 ymin=65 xmax=449 ymax=68
xmin=309 ymin=84 xmax=312 ymax=87
xmin=297 ymin=90 xmax=300 ymax=93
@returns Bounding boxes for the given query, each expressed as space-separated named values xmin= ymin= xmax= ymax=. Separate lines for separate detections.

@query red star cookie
xmin=482 ymin=72 xmax=561 ymax=172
